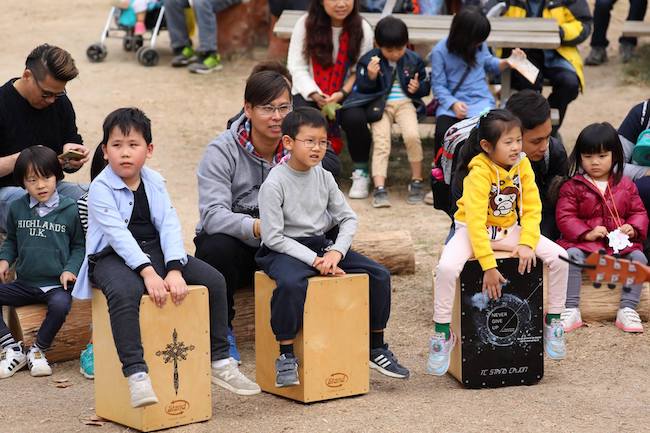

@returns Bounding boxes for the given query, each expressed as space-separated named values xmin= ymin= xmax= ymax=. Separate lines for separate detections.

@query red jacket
xmin=556 ymin=174 xmax=648 ymax=255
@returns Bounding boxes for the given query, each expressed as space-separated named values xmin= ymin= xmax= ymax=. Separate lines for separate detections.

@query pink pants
xmin=433 ymin=224 xmax=568 ymax=323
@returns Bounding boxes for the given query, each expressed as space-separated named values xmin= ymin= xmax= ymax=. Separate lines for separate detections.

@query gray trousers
xmin=90 ymin=239 xmax=229 ymax=376
xmin=163 ymin=0 xmax=240 ymax=54
xmin=566 ymin=247 xmax=647 ymax=310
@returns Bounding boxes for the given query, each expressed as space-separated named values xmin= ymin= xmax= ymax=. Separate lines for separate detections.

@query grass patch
xmin=622 ymin=44 xmax=650 ymax=85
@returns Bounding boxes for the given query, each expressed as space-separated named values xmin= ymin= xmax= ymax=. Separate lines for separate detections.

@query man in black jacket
xmin=0 ymin=44 xmax=89 ymax=232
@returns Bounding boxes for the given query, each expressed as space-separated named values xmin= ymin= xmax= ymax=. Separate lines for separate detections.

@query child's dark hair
xmin=447 ymin=6 xmax=491 ymax=67
xmin=14 ymin=145 xmax=64 ymax=187
xmin=101 ymin=107 xmax=152 ymax=145
xmin=548 ymin=122 xmax=625 ymax=204
xmin=90 ymin=145 xmax=108 ymax=181
xmin=375 ymin=16 xmax=409 ymax=48
xmin=453 ymin=109 xmax=522 ymax=191
xmin=505 ymin=90 xmax=551 ymax=131
xmin=569 ymin=122 xmax=624 ymax=183
xmin=281 ymin=106 xmax=327 ymax=138
xmin=245 ymin=70 xmax=292 ymax=107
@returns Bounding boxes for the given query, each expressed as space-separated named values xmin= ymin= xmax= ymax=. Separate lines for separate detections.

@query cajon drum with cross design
xmin=444 ymin=256 xmax=545 ymax=388
xmin=92 ymin=285 xmax=211 ymax=432
xmin=255 ymin=272 xmax=369 ymax=403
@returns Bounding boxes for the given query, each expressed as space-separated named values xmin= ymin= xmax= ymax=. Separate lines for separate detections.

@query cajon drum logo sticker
xmin=156 ymin=328 xmax=195 ymax=396
xmin=325 ymin=373 xmax=349 ymax=388
xmin=165 ymin=400 xmax=190 ymax=416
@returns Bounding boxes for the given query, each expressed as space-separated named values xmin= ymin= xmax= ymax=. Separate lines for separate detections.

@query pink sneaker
xmin=134 ymin=21 xmax=146 ymax=35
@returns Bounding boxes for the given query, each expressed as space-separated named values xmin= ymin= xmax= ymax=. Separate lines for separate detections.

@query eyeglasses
xmin=31 ymin=74 xmax=67 ymax=100
xmin=255 ymin=104 xmax=293 ymax=117
xmin=294 ymin=138 xmax=330 ymax=150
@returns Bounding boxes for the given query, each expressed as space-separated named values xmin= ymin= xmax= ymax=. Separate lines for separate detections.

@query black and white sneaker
xmin=370 ymin=344 xmax=409 ymax=379
xmin=0 ymin=342 xmax=27 ymax=379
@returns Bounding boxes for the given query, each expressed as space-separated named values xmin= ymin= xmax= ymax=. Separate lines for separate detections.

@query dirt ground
xmin=2 ymin=1 xmax=650 ymax=432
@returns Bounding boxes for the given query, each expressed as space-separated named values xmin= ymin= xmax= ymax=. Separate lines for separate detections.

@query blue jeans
xmin=0 ymin=181 xmax=88 ymax=233
xmin=591 ymin=0 xmax=648 ymax=48
xmin=163 ymin=0 xmax=240 ymax=54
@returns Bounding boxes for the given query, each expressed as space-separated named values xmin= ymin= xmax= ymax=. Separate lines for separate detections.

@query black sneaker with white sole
xmin=370 ymin=344 xmax=409 ymax=379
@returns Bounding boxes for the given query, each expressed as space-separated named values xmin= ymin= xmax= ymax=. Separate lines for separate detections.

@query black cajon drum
xmin=448 ymin=257 xmax=544 ymax=388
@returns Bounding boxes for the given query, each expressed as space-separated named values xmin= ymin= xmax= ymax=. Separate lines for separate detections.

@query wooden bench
xmin=622 ymin=20 xmax=650 ymax=38
xmin=274 ymin=11 xmax=560 ymax=50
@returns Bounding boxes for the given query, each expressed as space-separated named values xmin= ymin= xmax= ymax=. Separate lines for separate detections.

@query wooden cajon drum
xmin=92 ymin=285 xmax=212 ymax=432
xmin=2 ymin=300 xmax=91 ymax=363
xmin=447 ymin=257 xmax=545 ymax=388
xmin=255 ymin=272 xmax=369 ymax=403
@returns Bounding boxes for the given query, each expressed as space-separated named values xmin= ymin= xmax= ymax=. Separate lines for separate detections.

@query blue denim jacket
xmin=72 ymin=165 xmax=187 ymax=299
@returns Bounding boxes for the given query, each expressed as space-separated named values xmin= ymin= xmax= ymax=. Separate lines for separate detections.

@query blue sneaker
xmin=227 ymin=328 xmax=241 ymax=364
xmin=544 ymin=319 xmax=566 ymax=360
xmin=426 ymin=331 xmax=456 ymax=376
xmin=80 ymin=343 xmax=94 ymax=379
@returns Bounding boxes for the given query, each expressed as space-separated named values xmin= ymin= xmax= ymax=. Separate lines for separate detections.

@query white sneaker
xmin=128 ymin=372 xmax=159 ymax=408
xmin=544 ymin=319 xmax=566 ymax=360
xmin=349 ymin=169 xmax=370 ymax=199
xmin=0 ymin=342 xmax=27 ymax=379
xmin=27 ymin=346 xmax=52 ymax=377
xmin=211 ymin=357 xmax=261 ymax=396
xmin=560 ymin=308 xmax=583 ymax=333
xmin=616 ymin=307 xmax=643 ymax=333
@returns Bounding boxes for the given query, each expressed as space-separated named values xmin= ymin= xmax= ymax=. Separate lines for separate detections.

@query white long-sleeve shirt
xmin=287 ymin=14 xmax=374 ymax=100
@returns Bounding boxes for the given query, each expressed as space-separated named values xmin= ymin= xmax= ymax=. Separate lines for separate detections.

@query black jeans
xmin=512 ymin=63 xmax=580 ymax=129
xmin=339 ymin=106 xmax=373 ymax=164
xmin=194 ymin=232 xmax=258 ymax=329
xmin=255 ymin=235 xmax=391 ymax=341
xmin=90 ymin=240 xmax=229 ymax=376
xmin=0 ymin=282 xmax=71 ymax=350
xmin=591 ymin=0 xmax=648 ymax=47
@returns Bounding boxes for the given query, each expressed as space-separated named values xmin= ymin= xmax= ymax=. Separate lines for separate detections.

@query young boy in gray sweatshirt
xmin=256 ymin=107 xmax=409 ymax=387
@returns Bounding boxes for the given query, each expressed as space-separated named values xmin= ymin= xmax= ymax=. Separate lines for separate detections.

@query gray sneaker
xmin=620 ymin=43 xmax=635 ymax=63
xmin=372 ymin=187 xmax=391 ymax=208
xmin=407 ymin=179 xmax=425 ymax=204
xmin=585 ymin=47 xmax=607 ymax=66
xmin=171 ymin=46 xmax=197 ymax=67
xmin=275 ymin=353 xmax=299 ymax=387
xmin=211 ymin=357 xmax=261 ymax=396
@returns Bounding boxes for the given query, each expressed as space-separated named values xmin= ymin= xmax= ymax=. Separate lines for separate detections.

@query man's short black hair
xmin=506 ymin=90 xmax=551 ymax=131
xmin=14 ymin=145 xmax=64 ymax=187
xmin=375 ymin=16 xmax=409 ymax=48
xmin=245 ymin=70 xmax=292 ymax=107
xmin=101 ymin=107 xmax=152 ymax=145
xmin=281 ymin=106 xmax=327 ymax=138
xmin=26 ymin=44 xmax=78 ymax=82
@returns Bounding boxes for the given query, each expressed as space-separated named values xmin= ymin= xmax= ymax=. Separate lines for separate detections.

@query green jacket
xmin=0 ymin=194 xmax=85 ymax=288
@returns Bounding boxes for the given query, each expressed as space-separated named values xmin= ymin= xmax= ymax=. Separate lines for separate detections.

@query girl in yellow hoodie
xmin=427 ymin=109 xmax=569 ymax=376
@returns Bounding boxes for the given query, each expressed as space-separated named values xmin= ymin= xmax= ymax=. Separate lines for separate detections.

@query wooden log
xmin=352 ymin=230 xmax=415 ymax=275
xmin=580 ymin=274 xmax=650 ymax=322
xmin=231 ymin=286 xmax=255 ymax=342
xmin=7 ymin=300 xmax=92 ymax=363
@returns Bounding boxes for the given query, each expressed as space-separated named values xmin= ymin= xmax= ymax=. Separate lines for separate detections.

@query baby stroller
xmin=87 ymin=1 xmax=166 ymax=67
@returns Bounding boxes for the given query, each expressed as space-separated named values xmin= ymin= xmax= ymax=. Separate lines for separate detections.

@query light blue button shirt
xmin=72 ymin=165 xmax=187 ymax=299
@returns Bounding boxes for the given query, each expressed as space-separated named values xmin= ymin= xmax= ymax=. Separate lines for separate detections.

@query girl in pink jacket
xmin=556 ymin=122 xmax=649 ymax=333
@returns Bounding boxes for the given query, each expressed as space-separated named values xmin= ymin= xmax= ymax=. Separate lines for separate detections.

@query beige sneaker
xmin=211 ymin=358 xmax=261 ymax=396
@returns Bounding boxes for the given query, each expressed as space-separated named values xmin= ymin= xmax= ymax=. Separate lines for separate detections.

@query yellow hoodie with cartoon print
xmin=454 ymin=152 xmax=542 ymax=271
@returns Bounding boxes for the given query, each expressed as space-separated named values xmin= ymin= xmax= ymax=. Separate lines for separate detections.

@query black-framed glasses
xmin=32 ymin=74 xmax=67 ymax=100
xmin=294 ymin=138 xmax=330 ymax=150
xmin=255 ymin=104 xmax=293 ymax=117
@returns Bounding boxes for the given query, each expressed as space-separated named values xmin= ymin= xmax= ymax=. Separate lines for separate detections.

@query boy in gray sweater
xmin=256 ymin=107 xmax=409 ymax=387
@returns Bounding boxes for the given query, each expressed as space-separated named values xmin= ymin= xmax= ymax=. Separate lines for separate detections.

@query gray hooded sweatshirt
xmin=196 ymin=114 xmax=275 ymax=247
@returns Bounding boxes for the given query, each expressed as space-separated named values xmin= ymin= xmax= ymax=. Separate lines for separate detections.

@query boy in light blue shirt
xmin=73 ymin=108 xmax=260 ymax=407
